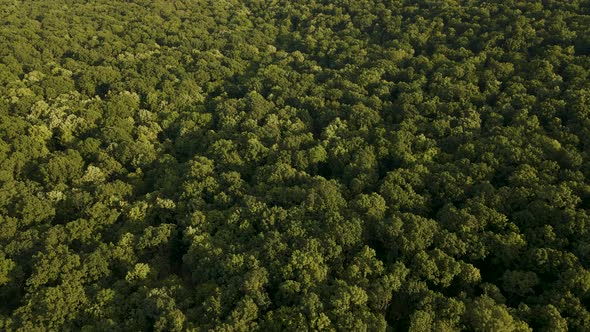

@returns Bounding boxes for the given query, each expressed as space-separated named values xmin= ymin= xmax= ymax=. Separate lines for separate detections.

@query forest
xmin=1 ymin=0 xmax=590 ymax=330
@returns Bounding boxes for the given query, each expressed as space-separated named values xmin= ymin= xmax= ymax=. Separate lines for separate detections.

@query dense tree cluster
xmin=1 ymin=0 xmax=590 ymax=330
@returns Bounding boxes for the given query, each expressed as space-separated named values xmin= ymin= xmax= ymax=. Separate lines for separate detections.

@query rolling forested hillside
xmin=1 ymin=0 xmax=590 ymax=330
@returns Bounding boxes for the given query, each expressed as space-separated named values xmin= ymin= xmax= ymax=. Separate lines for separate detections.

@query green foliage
xmin=1 ymin=0 xmax=590 ymax=330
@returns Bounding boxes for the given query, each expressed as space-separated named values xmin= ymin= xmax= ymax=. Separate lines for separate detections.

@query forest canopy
xmin=1 ymin=0 xmax=590 ymax=330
